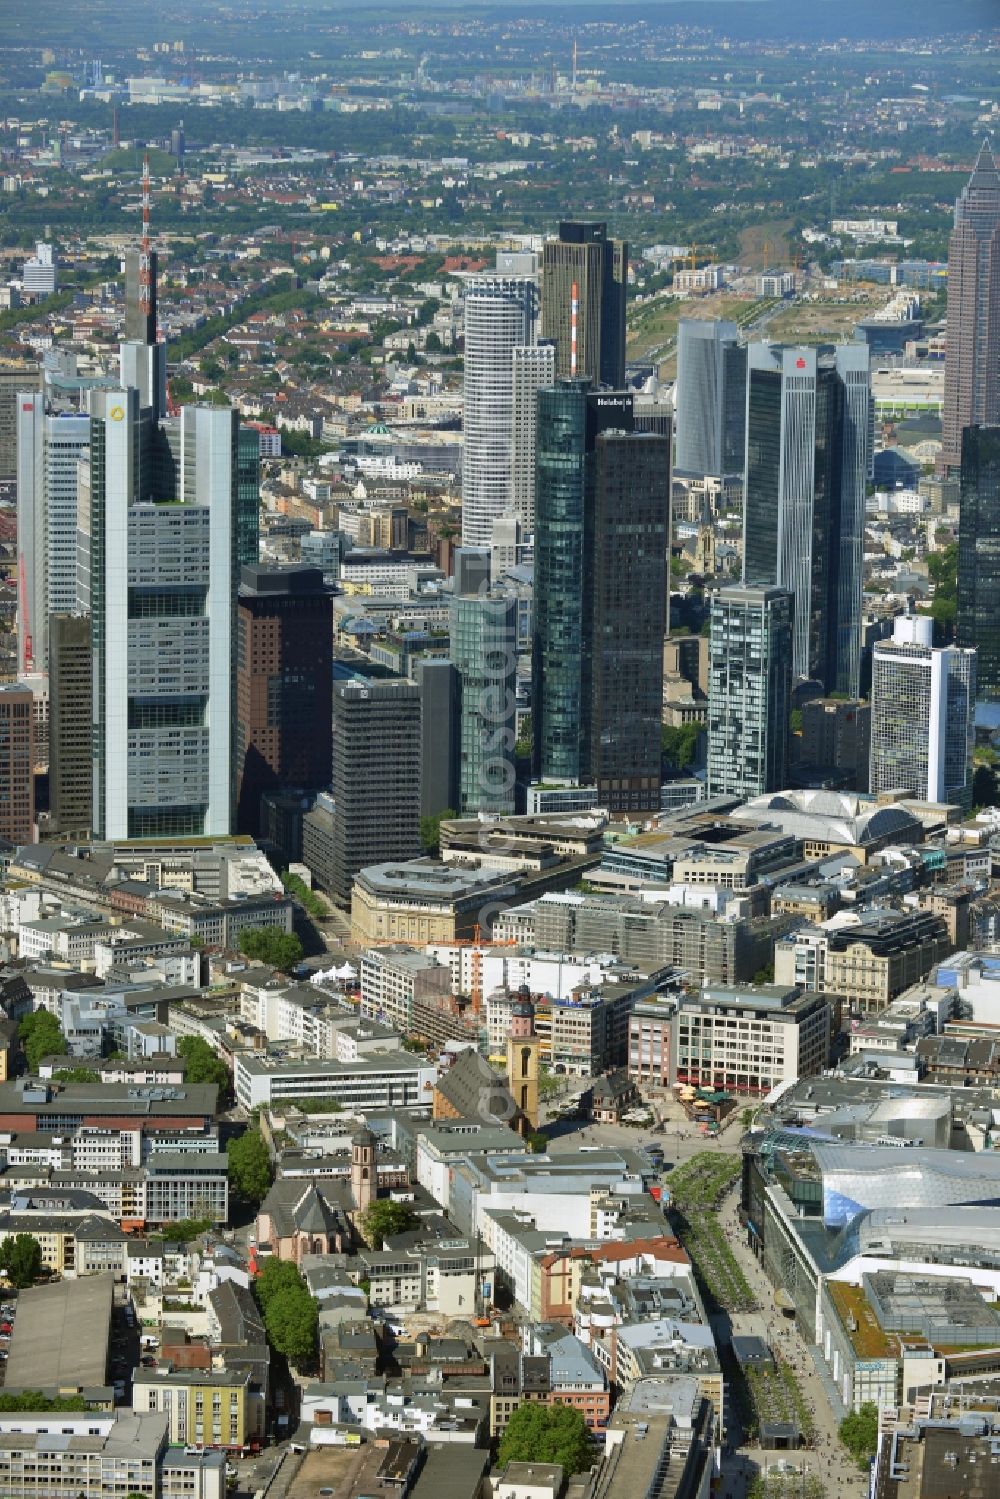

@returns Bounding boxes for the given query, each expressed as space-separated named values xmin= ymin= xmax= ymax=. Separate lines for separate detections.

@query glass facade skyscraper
xmin=743 ymin=342 xmax=871 ymax=695
xmin=541 ymin=221 xmax=627 ymax=388
xmin=674 ymin=318 xmax=746 ymax=480
xmin=707 ymin=585 xmax=793 ymax=800
xmin=870 ymin=616 xmax=976 ymax=809
xmin=941 ymin=144 xmax=1000 ymax=472
xmin=450 ymin=590 xmax=517 ymax=815
xmin=532 ymin=382 xmax=668 ymax=813
xmin=957 ymin=425 xmax=1000 ymax=699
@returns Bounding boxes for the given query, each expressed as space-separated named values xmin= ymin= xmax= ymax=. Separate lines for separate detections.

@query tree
xmin=361 ymin=1200 xmax=417 ymax=1249
xmin=254 ymin=1258 xmax=305 ymax=1314
xmin=238 ymin=927 xmax=303 ymax=971
xmin=19 ymin=1011 xmax=66 ymax=1073
xmin=227 ymin=1130 xmax=273 ymax=1205
xmin=420 ymin=808 xmax=455 ymax=856
xmin=526 ymin=1131 xmax=548 ymax=1153
xmin=157 ymin=1218 xmax=213 ymax=1244
xmin=497 ymin=1403 xmax=594 ymax=1474
xmin=0 ymin=1233 xmax=43 ymax=1288
xmin=840 ymin=1402 xmax=879 ymax=1469
xmin=177 ymin=1036 xmax=230 ymax=1092
xmin=53 ymin=1068 xmax=100 ymax=1084
xmin=265 ymin=1285 xmax=318 ymax=1366
xmin=660 ymin=722 xmax=702 ymax=772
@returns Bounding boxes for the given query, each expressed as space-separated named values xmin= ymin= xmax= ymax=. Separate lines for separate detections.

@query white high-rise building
xmin=460 ymin=276 xmax=538 ymax=547
xmin=510 ymin=340 xmax=555 ymax=530
xmin=16 ymin=394 xmax=91 ymax=674
xmin=84 ymin=391 xmax=236 ymax=840
xmin=870 ymin=615 xmax=976 ymax=807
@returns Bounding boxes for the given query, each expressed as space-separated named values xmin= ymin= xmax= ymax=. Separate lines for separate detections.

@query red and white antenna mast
xmin=139 ymin=150 xmax=152 ymax=329
xmin=570 ymin=280 xmax=578 ymax=377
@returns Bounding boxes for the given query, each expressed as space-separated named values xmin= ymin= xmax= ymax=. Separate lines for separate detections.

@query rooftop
xmin=5 ymin=1272 xmax=113 ymax=1390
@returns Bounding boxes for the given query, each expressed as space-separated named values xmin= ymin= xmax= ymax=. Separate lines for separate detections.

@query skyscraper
xmin=532 ymin=382 xmax=668 ymax=813
xmin=84 ymin=391 xmax=237 ymax=840
xmin=510 ymin=341 xmax=555 ymax=530
xmin=461 ymin=276 xmax=538 ymax=547
xmin=450 ymin=589 xmax=517 ymax=815
xmin=707 ymin=585 xmax=793 ymax=800
xmin=0 ymin=362 xmax=39 ymax=482
xmin=47 ymin=613 xmax=92 ymax=838
xmin=870 ymin=616 xmax=976 ymax=808
xmin=957 ymin=425 xmax=1000 ymax=699
xmin=330 ymin=678 xmax=422 ymax=904
xmin=16 ymin=394 xmax=91 ymax=673
xmin=674 ymin=319 xmax=746 ymax=480
xmin=236 ymin=425 xmax=261 ymax=568
xmin=742 ymin=342 xmax=871 ymax=694
xmin=941 ymin=144 xmax=1000 ymax=473
xmin=541 ymin=221 xmax=628 ymax=387
xmin=235 ymin=565 xmax=333 ymax=836
xmin=0 ymin=683 xmax=34 ymax=844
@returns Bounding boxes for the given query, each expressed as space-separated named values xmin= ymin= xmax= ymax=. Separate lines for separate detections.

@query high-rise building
xmin=330 ymin=677 xmax=422 ymax=904
xmin=510 ymin=341 xmax=556 ymax=530
xmin=707 ymin=585 xmax=793 ymax=800
xmin=22 ymin=242 xmax=57 ymax=299
xmin=0 ymin=362 xmax=39 ymax=481
xmin=47 ymin=613 xmax=92 ymax=838
xmin=16 ymin=395 xmax=91 ymax=673
xmin=798 ymin=696 xmax=871 ymax=790
xmin=957 ymin=424 xmax=1000 ymax=698
xmin=870 ymin=616 xmax=976 ymax=808
xmin=120 ymin=232 xmax=166 ymax=423
xmin=461 ymin=276 xmax=538 ymax=547
xmin=541 ymin=221 xmax=627 ymax=387
xmin=0 ymin=683 xmax=34 ymax=844
xmin=236 ymin=425 xmax=260 ymax=567
xmin=941 ymin=144 xmax=1000 ymax=472
xmin=450 ymin=589 xmax=517 ymax=815
xmin=84 ymin=391 xmax=237 ymax=841
xmin=417 ymin=658 xmax=459 ymax=820
xmin=742 ymin=342 xmax=871 ymax=694
xmin=235 ymin=565 xmax=333 ymax=836
xmin=124 ymin=247 xmax=157 ymax=345
xmin=532 ymin=382 xmax=668 ymax=813
xmin=674 ymin=319 xmax=747 ymax=481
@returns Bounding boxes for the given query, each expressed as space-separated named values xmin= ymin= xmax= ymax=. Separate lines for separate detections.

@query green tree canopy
xmin=497 ymin=1402 xmax=594 ymax=1474
xmin=840 ymin=1402 xmax=879 ymax=1469
xmin=53 ymin=1067 xmax=100 ymax=1084
xmin=661 ymin=722 xmax=702 ymax=772
xmin=0 ymin=1233 xmax=43 ymax=1288
xmin=254 ymin=1258 xmax=305 ymax=1314
xmin=176 ymin=1036 xmax=230 ymax=1092
xmin=420 ymin=809 xmax=456 ymax=856
xmin=264 ymin=1284 xmax=318 ymax=1367
xmin=0 ymin=1391 xmax=86 ymax=1411
xmin=361 ymin=1200 xmax=417 ymax=1249
xmin=238 ymin=927 xmax=304 ymax=971
xmin=19 ymin=1011 xmax=66 ymax=1073
xmin=227 ymin=1130 xmax=274 ymax=1205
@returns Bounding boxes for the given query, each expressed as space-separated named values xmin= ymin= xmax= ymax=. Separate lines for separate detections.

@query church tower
xmin=506 ymin=983 xmax=540 ymax=1134
xmin=351 ymin=1125 xmax=376 ymax=1214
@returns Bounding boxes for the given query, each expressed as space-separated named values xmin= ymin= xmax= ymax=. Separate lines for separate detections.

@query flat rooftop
xmin=5 ymin=1273 xmax=113 ymax=1390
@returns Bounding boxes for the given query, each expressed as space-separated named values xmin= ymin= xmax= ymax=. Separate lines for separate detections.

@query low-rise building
xmin=131 ymin=1366 xmax=253 ymax=1451
xmin=672 ymin=984 xmax=832 ymax=1095
xmin=0 ymin=1411 xmax=224 ymax=1499
xmin=775 ymin=909 xmax=952 ymax=1014
xmin=233 ymin=1049 xmax=436 ymax=1112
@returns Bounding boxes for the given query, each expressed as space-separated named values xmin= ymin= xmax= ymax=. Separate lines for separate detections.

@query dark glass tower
xmin=942 ymin=144 xmax=1000 ymax=472
xmin=541 ymin=222 xmax=627 ymax=388
xmin=532 ymin=382 xmax=668 ymax=813
xmin=743 ymin=343 xmax=871 ymax=695
xmin=236 ymin=425 xmax=260 ymax=567
xmin=957 ymin=424 xmax=1000 ymax=697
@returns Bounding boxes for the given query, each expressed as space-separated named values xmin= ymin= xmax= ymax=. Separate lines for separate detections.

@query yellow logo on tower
xmin=110 ymin=405 xmax=124 ymax=422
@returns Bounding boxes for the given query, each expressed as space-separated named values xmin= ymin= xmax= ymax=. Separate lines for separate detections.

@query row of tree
xmin=253 ymin=1259 xmax=318 ymax=1367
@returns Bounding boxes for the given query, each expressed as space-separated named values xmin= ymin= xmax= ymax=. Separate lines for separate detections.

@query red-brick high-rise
xmin=941 ymin=143 xmax=1000 ymax=472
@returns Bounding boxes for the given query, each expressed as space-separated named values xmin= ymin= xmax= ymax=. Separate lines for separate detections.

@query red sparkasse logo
xmin=795 ymin=357 xmax=806 ymax=369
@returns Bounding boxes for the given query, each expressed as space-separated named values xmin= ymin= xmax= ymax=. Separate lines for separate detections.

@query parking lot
xmin=0 ymin=1293 xmax=16 ymax=1385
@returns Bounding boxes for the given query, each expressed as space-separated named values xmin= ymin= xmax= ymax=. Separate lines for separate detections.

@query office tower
xmin=48 ymin=613 xmax=92 ymax=837
xmin=957 ymin=425 xmax=1000 ymax=697
xmin=16 ymin=393 xmax=91 ymax=673
xmin=674 ymin=319 xmax=746 ymax=480
xmin=0 ymin=683 xmax=34 ymax=844
xmin=330 ymin=678 xmax=422 ymax=904
xmin=541 ymin=221 xmax=628 ymax=387
xmin=0 ymin=362 xmax=39 ymax=480
xmin=870 ymin=616 xmax=976 ymax=808
xmin=532 ymin=383 xmax=668 ymax=813
xmin=941 ymin=144 xmax=1000 ymax=472
xmin=461 ymin=276 xmax=537 ymax=547
xmin=799 ymin=696 xmax=871 ymax=791
xmin=22 ymin=242 xmax=57 ymax=298
xmin=490 ymin=513 xmax=522 ymax=579
xmin=124 ymin=248 xmax=157 ymax=345
xmin=417 ymin=658 xmax=459 ymax=819
xmin=511 ymin=341 xmax=555 ymax=529
xmin=235 ymin=565 xmax=333 ymax=836
xmin=450 ymin=589 xmax=517 ymax=815
xmin=707 ymin=585 xmax=793 ymax=800
xmin=743 ymin=342 xmax=871 ymax=695
xmin=85 ymin=392 xmax=237 ymax=841
xmin=236 ymin=425 xmax=260 ymax=567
